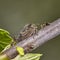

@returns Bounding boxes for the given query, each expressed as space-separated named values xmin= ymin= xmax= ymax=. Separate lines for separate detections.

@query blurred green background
xmin=0 ymin=0 xmax=60 ymax=60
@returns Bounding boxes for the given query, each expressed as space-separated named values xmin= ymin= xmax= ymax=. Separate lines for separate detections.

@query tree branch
xmin=2 ymin=18 xmax=60 ymax=59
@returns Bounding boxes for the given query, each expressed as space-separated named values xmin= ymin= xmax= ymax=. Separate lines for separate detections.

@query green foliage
xmin=12 ymin=53 xmax=43 ymax=60
xmin=0 ymin=29 xmax=13 ymax=52
xmin=16 ymin=46 xmax=24 ymax=56
xmin=15 ymin=46 xmax=43 ymax=60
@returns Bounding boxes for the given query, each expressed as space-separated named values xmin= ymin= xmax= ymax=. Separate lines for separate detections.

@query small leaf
xmin=16 ymin=46 xmax=24 ymax=56
xmin=20 ymin=53 xmax=43 ymax=60
xmin=0 ymin=29 xmax=13 ymax=52
xmin=1 ymin=44 xmax=11 ymax=53
xmin=12 ymin=53 xmax=43 ymax=60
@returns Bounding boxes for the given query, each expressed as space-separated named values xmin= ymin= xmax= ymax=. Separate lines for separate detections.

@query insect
xmin=14 ymin=23 xmax=50 ymax=43
xmin=16 ymin=24 xmax=38 ymax=43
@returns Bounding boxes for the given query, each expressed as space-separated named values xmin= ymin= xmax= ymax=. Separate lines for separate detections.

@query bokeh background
xmin=0 ymin=0 xmax=60 ymax=60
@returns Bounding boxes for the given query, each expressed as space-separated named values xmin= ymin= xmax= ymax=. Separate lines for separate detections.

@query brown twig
xmin=2 ymin=18 xmax=60 ymax=59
